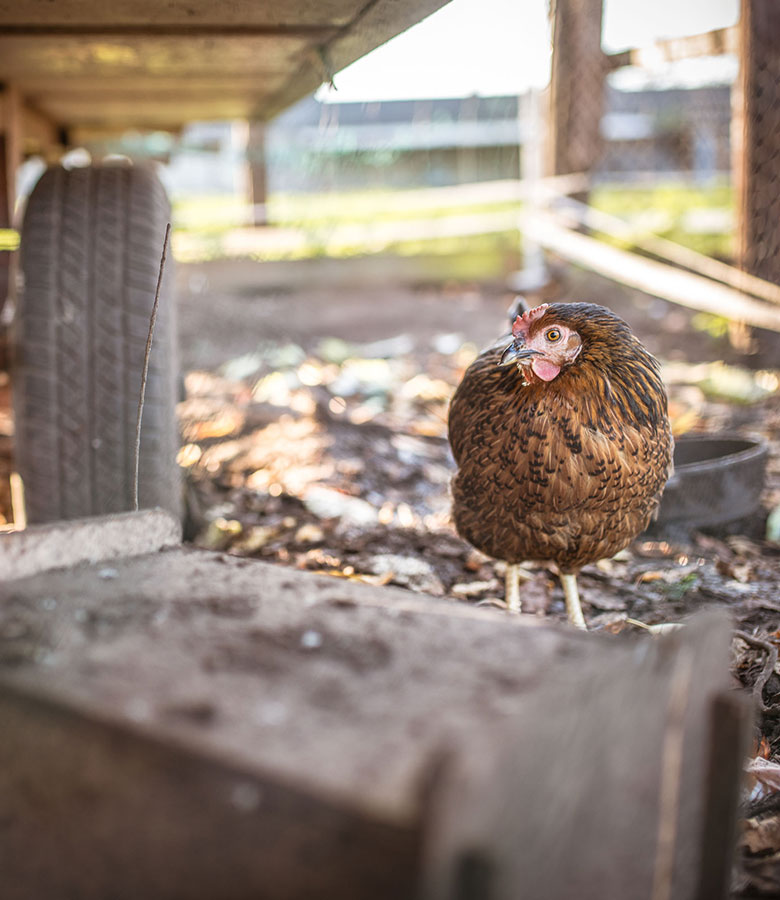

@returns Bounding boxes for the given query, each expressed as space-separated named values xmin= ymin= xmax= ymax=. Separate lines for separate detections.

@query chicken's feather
xmin=448 ymin=302 xmax=672 ymax=573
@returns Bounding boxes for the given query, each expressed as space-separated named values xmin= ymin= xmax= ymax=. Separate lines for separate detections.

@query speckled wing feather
xmin=448 ymin=304 xmax=672 ymax=573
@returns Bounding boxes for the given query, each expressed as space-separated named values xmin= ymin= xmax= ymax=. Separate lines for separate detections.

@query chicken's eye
xmin=545 ymin=328 xmax=561 ymax=342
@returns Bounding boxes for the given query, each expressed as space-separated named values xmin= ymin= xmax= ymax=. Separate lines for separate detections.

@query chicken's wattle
xmin=531 ymin=358 xmax=560 ymax=381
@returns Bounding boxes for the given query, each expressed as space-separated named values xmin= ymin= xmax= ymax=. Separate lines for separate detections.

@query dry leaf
xmin=451 ymin=580 xmax=500 ymax=598
xmin=747 ymin=758 xmax=780 ymax=803
xmin=742 ymin=815 xmax=780 ymax=855
xmin=625 ymin=618 xmax=685 ymax=635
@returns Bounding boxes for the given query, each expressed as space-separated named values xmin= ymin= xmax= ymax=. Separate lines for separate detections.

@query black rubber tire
xmin=13 ymin=163 xmax=181 ymax=523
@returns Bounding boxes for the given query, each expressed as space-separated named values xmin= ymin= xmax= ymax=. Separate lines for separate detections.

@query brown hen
xmin=448 ymin=301 xmax=672 ymax=629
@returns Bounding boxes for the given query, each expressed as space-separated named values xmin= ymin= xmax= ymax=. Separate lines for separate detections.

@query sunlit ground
xmin=174 ymin=257 xmax=780 ymax=626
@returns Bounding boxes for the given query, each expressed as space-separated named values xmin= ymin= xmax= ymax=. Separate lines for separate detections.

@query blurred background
xmin=14 ymin=0 xmax=740 ymax=274
xmin=53 ymin=3 xmax=740 ymax=267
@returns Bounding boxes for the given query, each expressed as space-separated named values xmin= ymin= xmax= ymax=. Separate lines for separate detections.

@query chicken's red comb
xmin=512 ymin=303 xmax=548 ymax=338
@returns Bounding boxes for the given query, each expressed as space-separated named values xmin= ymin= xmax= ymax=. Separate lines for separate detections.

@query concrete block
xmin=0 ymin=508 xmax=181 ymax=581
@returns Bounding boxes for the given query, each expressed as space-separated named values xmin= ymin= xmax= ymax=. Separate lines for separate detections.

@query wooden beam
xmin=519 ymin=208 xmax=780 ymax=333
xmin=0 ymin=85 xmax=20 ymax=224
xmin=0 ymin=84 xmax=21 ymax=312
xmin=1 ymin=87 xmax=61 ymax=157
xmin=0 ymin=133 xmax=11 ymax=312
xmin=735 ymin=0 xmax=780 ymax=285
xmin=0 ymin=24 xmax=335 ymax=37
xmin=20 ymin=102 xmax=62 ymax=158
xmin=607 ymin=26 xmax=738 ymax=70
xmin=247 ymin=121 xmax=268 ymax=227
xmin=554 ymin=197 xmax=780 ymax=308
xmin=71 ymin=125 xmax=180 ymax=146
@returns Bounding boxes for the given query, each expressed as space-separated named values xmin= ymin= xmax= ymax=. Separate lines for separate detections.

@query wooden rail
xmin=553 ymin=197 xmax=780 ymax=308
xmin=519 ymin=208 xmax=780 ymax=333
xmin=607 ymin=26 xmax=738 ymax=70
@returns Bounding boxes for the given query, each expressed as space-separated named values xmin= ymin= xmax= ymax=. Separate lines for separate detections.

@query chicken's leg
xmin=560 ymin=573 xmax=587 ymax=630
xmin=505 ymin=563 xmax=521 ymax=613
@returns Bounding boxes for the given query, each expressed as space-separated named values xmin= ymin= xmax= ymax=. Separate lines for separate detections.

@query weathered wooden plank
xmin=423 ymin=614 xmax=746 ymax=900
xmin=0 ymin=537 xmax=747 ymax=899
xmin=607 ymin=27 xmax=738 ymax=70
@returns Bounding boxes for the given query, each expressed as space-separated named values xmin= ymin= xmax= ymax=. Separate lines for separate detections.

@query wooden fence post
xmin=735 ymin=0 xmax=780 ymax=285
xmin=248 ymin=121 xmax=268 ymax=227
xmin=548 ymin=0 xmax=606 ymax=190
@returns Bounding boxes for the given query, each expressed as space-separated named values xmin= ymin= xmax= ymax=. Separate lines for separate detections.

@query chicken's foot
xmin=505 ymin=563 xmax=521 ymax=613
xmin=561 ymin=573 xmax=587 ymax=630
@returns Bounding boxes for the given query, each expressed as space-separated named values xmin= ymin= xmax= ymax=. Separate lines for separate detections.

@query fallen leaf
xmin=625 ymin=618 xmax=686 ymax=635
xmin=465 ymin=548 xmax=491 ymax=572
xmin=742 ymin=814 xmax=780 ymax=855
xmin=190 ymin=408 xmax=246 ymax=440
xmin=304 ymin=486 xmax=379 ymax=527
xmin=716 ymin=558 xmax=753 ymax=583
xmin=451 ymin=580 xmax=500 ymax=598
xmin=361 ymin=553 xmax=445 ymax=595
xmin=322 ymin=568 xmax=394 ymax=586
xmin=727 ymin=535 xmax=762 ymax=558
xmin=233 ymin=525 xmax=279 ymax=554
xmin=747 ymin=758 xmax=780 ymax=803
xmin=198 ymin=517 xmax=243 ymax=551
xmin=635 ymin=570 xmax=668 ymax=584
xmin=294 ymin=523 xmax=325 ymax=544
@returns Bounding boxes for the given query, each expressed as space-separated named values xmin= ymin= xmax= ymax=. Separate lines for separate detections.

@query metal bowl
xmin=651 ymin=434 xmax=768 ymax=534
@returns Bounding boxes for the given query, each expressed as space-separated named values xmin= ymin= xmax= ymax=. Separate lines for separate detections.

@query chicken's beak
xmin=498 ymin=343 xmax=541 ymax=367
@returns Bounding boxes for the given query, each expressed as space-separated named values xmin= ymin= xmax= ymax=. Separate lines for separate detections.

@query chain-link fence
xmin=735 ymin=0 xmax=780 ymax=283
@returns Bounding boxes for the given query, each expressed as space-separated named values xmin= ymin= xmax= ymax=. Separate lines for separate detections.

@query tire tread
xmin=14 ymin=164 xmax=180 ymax=523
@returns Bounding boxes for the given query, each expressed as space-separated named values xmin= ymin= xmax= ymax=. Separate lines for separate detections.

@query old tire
xmin=13 ymin=164 xmax=181 ymax=524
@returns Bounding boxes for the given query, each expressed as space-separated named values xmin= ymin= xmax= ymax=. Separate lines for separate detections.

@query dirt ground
xmin=174 ymin=253 xmax=780 ymax=621
xmin=3 ymin=252 xmax=780 ymax=892
xmin=173 ymin=255 xmax=780 ymax=895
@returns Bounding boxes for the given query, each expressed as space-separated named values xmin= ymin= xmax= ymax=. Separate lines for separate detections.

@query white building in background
xmin=161 ymin=121 xmax=249 ymax=198
xmin=15 ymin=82 xmax=728 ymax=206
xmin=156 ymin=83 xmax=732 ymax=198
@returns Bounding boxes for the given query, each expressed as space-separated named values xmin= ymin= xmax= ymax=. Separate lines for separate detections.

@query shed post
xmin=0 ymin=84 xmax=20 ymax=313
xmin=548 ymin=0 xmax=605 ymax=191
xmin=734 ymin=0 xmax=780 ymax=284
xmin=248 ymin=121 xmax=269 ymax=227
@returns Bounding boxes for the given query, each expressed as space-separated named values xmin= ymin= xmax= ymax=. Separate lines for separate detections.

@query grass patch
xmin=172 ymin=188 xmax=522 ymax=232
xmin=172 ymin=180 xmax=734 ymax=265
xmin=0 ymin=229 xmax=20 ymax=251
xmin=590 ymin=180 xmax=734 ymax=260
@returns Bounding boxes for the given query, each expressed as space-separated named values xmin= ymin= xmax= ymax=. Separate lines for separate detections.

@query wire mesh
xmin=735 ymin=0 xmax=780 ymax=282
